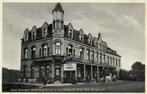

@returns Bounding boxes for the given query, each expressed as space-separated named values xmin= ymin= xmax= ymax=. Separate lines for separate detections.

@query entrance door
xmin=55 ymin=68 xmax=60 ymax=81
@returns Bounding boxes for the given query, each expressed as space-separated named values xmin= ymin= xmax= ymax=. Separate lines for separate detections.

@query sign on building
xmin=63 ymin=63 xmax=77 ymax=71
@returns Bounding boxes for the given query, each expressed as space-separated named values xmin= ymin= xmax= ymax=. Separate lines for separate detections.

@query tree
xmin=119 ymin=69 xmax=129 ymax=80
xmin=131 ymin=61 xmax=145 ymax=81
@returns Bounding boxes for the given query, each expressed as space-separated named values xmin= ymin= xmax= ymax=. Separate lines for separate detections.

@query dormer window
xmin=88 ymin=33 xmax=92 ymax=45
xmin=88 ymin=38 xmax=92 ymax=45
xmin=79 ymin=33 xmax=84 ymax=42
xmin=24 ymin=28 xmax=29 ymax=42
xmin=24 ymin=34 xmax=28 ymax=41
xmin=79 ymin=29 xmax=84 ymax=42
xmin=80 ymin=34 xmax=83 ymax=41
xmin=31 ymin=26 xmax=37 ymax=40
xmin=42 ymin=22 xmax=48 ymax=37
xmin=32 ymin=32 xmax=36 ymax=40
xmin=43 ymin=28 xmax=47 ymax=37
xmin=69 ymin=30 xmax=72 ymax=37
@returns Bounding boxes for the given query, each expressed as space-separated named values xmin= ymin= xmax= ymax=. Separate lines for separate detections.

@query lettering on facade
xmin=63 ymin=63 xmax=77 ymax=71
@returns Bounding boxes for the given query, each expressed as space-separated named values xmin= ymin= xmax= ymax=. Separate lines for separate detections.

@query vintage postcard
xmin=1 ymin=0 xmax=146 ymax=93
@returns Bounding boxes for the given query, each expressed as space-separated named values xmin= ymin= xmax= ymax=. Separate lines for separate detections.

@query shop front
xmin=63 ymin=63 xmax=77 ymax=83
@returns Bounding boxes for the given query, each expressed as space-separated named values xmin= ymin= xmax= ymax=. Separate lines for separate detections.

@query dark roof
xmin=106 ymin=47 xmax=121 ymax=57
xmin=52 ymin=3 xmax=64 ymax=13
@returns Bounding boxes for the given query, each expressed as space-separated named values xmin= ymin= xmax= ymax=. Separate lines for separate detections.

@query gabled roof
xmin=52 ymin=3 xmax=64 ymax=13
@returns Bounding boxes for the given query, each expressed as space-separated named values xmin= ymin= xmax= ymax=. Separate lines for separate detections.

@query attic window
xmin=32 ymin=32 xmax=36 ymax=39
xmin=44 ymin=28 xmax=47 ymax=36
xmin=25 ymin=34 xmax=28 ymax=41
xmin=69 ymin=30 xmax=72 ymax=37
xmin=79 ymin=34 xmax=83 ymax=41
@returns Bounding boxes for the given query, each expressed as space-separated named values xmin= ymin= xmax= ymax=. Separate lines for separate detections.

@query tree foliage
xmin=119 ymin=61 xmax=145 ymax=81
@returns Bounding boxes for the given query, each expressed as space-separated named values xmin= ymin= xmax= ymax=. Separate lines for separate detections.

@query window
xmin=32 ymin=32 xmax=36 ymax=40
xmin=55 ymin=42 xmax=61 ymax=54
xmin=100 ymin=44 xmax=102 ymax=50
xmin=43 ymin=45 xmax=48 ymax=57
xmin=66 ymin=47 xmax=68 ymax=55
xmin=24 ymin=48 xmax=28 ymax=59
xmin=87 ymin=50 xmax=90 ymax=60
xmin=68 ymin=45 xmax=72 ymax=56
xmin=80 ymin=48 xmax=84 ymax=59
xmin=44 ymin=28 xmax=47 ymax=36
xmin=39 ymin=66 xmax=44 ymax=77
xmin=73 ymin=49 xmax=75 ymax=57
xmin=31 ymin=47 xmax=36 ymax=58
xmin=91 ymin=51 xmax=94 ymax=62
xmin=30 ymin=66 xmax=35 ymax=77
xmin=39 ymin=49 xmax=42 ymax=57
xmin=100 ymin=53 xmax=102 ymax=64
xmin=24 ymin=34 xmax=28 ymax=41
xmin=96 ymin=52 xmax=98 ymax=62
xmin=107 ymin=56 xmax=109 ymax=65
xmin=116 ymin=59 xmax=117 ymax=67
xmin=45 ymin=65 xmax=50 ymax=77
xmin=69 ymin=30 xmax=72 ymax=37
xmin=118 ymin=59 xmax=121 ymax=67
xmin=56 ymin=21 xmax=61 ymax=29
xmin=23 ymin=65 xmax=27 ymax=77
xmin=104 ymin=54 xmax=105 ymax=63
xmin=80 ymin=34 xmax=83 ymax=41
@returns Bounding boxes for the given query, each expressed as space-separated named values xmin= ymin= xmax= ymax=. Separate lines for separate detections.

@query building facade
xmin=20 ymin=3 xmax=121 ymax=83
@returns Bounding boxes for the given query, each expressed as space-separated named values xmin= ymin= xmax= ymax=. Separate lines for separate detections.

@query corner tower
xmin=52 ymin=3 xmax=64 ymax=31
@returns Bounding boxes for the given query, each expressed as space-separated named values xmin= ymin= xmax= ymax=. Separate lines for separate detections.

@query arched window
xmin=24 ymin=48 xmax=28 ymax=59
xmin=87 ymin=49 xmax=90 ymax=60
xmin=43 ymin=45 xmax=48 ymax=57
xmin=68 ymin=45 xmax=73 ymax=56
xmin=80 ymin=48 xmax=84 ymax=59
xmin=55 ymin=42 xmax=61 ymax=54
xmin=31 ymin=47 xmax=36 ymax=58
xmin=91 ymin=51 xmax=94 ymax=62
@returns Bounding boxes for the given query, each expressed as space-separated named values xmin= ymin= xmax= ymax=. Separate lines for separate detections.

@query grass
xmin=2 ymin=80 xmax=145 ymax=92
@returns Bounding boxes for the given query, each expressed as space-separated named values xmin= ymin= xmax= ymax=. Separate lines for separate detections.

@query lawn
xmin=2 ymin=80 xmax=145 ymax=92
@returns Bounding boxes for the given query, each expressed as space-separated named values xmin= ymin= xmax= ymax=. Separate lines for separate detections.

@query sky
xmin=2 ymin=3 xmax=145 ymax=70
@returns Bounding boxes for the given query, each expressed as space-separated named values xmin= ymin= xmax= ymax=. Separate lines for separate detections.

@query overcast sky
xmin=2 ymin=3 xmax=145 ymax=70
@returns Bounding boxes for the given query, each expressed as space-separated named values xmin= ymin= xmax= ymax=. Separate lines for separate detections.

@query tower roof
xmin=52 ymin=3 xmax=64 ymax=13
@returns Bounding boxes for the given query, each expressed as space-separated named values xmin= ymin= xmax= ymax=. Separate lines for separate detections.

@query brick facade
xmin=20 ymin=3 xmax=121 ymax=83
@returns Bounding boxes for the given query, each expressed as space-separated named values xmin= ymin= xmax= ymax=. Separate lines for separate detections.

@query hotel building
xmin=20 ymin=3 xmax=121 ymax=83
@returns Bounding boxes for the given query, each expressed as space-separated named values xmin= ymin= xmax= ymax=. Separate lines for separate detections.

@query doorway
xmin=54 ymin=68 xmax=61 ymax=81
